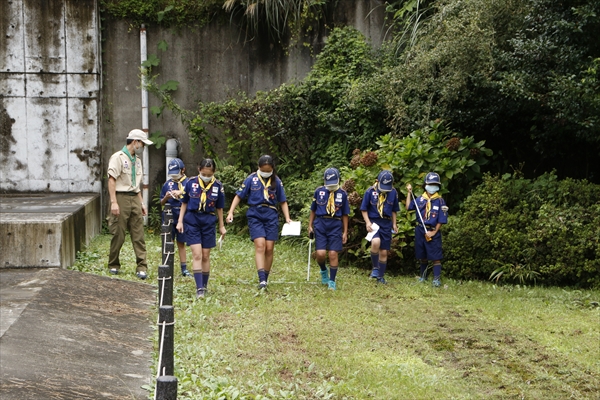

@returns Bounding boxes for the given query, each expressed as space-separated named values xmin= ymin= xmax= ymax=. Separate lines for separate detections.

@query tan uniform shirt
xmin=107 ymin=151 xmax=143 ymax=193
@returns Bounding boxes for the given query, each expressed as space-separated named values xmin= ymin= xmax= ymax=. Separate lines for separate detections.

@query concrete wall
xmin=0 ymin=0 xmax=101 ymax=193
xmin=1 ymin=0 xmax=387 ymax=201
xmin=101 ymin=0 xmax=388 ymax=199
xmin=1 ymin=193 xmax=101 ymax=268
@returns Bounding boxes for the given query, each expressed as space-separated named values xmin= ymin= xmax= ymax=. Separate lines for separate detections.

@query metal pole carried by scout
xmin=307 ymin=231 xmax=314 ymax=281
xmin=410 ymin=189 xmax=432 ymax=242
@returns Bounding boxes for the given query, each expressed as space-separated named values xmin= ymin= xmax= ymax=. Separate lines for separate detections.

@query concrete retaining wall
xmin=0 ymin=0 xmax=101 ymax=193
xmin=0 ymin=193 xmax=101 ymax=268
xmin=101 ymin=0 xmax=387 ymax=194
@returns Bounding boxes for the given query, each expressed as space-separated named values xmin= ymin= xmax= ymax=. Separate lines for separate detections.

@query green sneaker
xmin=320 ymin=269 xmax=329 ymax=285
xmin=328 ymin=280 xmax=336 ymax=290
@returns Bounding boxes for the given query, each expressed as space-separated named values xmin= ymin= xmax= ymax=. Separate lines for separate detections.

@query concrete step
xmin=0 ymin=193 xmax=101 ymax=268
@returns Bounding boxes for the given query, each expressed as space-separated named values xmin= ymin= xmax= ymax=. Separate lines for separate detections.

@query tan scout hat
xmin=127 ymin=129 xmax=153 ymax=145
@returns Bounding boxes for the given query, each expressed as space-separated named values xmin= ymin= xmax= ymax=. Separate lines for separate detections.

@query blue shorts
xmin=371 ymin=217 xmax=393 ymax=251
xmin=183 ymin=211 xmax=217 ymax=248
xmin=247 ymin=206 xmax=279 ymax=242
xmin=414 ymin=225 xmax=443 ymax=260
xmin=314 ymin=217 xmax=343 ymax=252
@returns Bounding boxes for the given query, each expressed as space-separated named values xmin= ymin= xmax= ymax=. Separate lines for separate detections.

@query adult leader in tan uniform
xmin=107 ymin=129 xmax=153 ymax=279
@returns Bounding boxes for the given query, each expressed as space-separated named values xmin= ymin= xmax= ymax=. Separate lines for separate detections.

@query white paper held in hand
xmin=218 ymin=234 xmax=224 ymax=250
xmin=365 ymin=222 xmax=380 ymax=241
xmin=281 ymin=221 xmax=301 ymax=236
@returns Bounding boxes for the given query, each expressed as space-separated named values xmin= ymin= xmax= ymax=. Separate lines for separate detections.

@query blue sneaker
xmin=328 ymin=280 xmax=336 ymax=291
xmin=196 ymin=288 xmax=205 ymax=299
xmin=432 ymin=278 xmax=441 ymax=287
xmin=369 ymin=269 xmax=379 ymax=279
xmin=182 ymin=269 xmax=192 ymax=278
xmin=418 ymin=277 xmax=426 ymax=283
xmin=258 ymin=281 xmax=268 ymax=290
xmin=320 ymin=269 xmax=329 ymax=285
xmin=377 ymin=277 xmax=387 ymax=285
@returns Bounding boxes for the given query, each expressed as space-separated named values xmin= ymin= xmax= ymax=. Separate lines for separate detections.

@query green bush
xmin=444 ymin=172 xmax=600 ymax=288
xmin=341 ymin=121 xmax=491 ymax=258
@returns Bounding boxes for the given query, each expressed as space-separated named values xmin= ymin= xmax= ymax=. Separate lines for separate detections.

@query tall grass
xmin=72 ymin=233 xmax=600 ymax=399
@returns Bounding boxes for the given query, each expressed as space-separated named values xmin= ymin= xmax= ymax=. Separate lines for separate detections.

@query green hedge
xmin=444 ymin=173 xmax=600 ymax=288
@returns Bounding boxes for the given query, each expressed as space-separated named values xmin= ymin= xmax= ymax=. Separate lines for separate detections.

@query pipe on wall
xmin=165 ymin=138 xmax=180 ymax=181
xmin=140 ymin=24 xmax=149 ymax=225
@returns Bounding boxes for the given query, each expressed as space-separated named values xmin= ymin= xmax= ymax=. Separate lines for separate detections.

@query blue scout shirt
xmin=407 ymin=193 xmax=448 ymax=226
xmin=160 ymin=176 xmax=189 ymax=209
xmin=235 ymin=172 xmax=287 ymax=207
xmin=310 ymin=186 xmax=350 ymax=218
xmin=181 ymin=176 xmax=225 ymax=212
xmin=360 ymin=185 xmax=400 ymax=219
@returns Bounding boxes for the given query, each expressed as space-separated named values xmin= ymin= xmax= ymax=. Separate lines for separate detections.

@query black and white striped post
xmin=155 ymin=203 xmax=177 ymax=399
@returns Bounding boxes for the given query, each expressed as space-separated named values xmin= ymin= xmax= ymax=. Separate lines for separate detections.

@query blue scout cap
xmin=324 ymin=168 xmax=340 ymax=185
xmin=167 ymin=158 xmax=184 ymax=174
xmin=377 ymin=170 xmax=394 ymax=191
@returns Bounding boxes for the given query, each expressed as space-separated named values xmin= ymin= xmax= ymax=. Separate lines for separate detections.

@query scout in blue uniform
xmin=160 ymin=158 xmax=191 ymax=277
xmin=360 ymin=170 xmax=400 ymax=284
xmin=308 ymin=168 xmax=350 ymax=291
xmin=226 ymin=155 xmax=292 ymax=290
xmin=176 ymin=159 xmax=227 ymax=298
xmin=406 ymin=172 xmax=448 ymax=287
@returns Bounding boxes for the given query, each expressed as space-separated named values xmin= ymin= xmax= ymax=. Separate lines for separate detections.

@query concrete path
xmin=0 ymin=268 xmax=155 ymax=399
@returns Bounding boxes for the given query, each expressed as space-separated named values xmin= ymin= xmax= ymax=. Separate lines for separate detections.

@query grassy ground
xmin=72 ymin=233 xmax=600 ymax=400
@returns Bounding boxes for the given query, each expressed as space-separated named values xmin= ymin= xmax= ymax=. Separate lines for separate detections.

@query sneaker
xmin=109 ymin=268 xmax=119 ymax=275
xmin=328 ymin=280 xmax=336 ymax=291
xmin=182 ymin=269 xmax=192 ymax=278
xmin=377 ymin=277 xmax=387 ymax=285
xmin=196 ymin=288 xmax=205 ymax=299
xmin=432 ymin=278 xmax=441 ymax=287
xmin=418 ymin=277 xmax=426 ymax=283
xmin=320 ymin=270 xmax=329 ymax=285
xmin=369 ymin=270 xmax=379 ymax=279
xmin=258 ymin=281 xmax=268 ymax=290
xmin=136 ymin=271 xmax=147 ymax=280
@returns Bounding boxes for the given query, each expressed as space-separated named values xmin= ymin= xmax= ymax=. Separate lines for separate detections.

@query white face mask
xmin=169 ymin=174 xmax=181 ymax=181
xmin=425 ymin=184 xmax=439 ymax=194
xmin=199 ymin=174 xmax=213 ymax=183
xmin=325 ymin=184 xmax=339 ymax=192
xmin=258 ymin=170 xmax=273 ymax=179
xmin=134 ymin=143 xmax=144 ymax=156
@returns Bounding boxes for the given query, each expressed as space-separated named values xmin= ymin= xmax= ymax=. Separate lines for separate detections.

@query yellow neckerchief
xmin=326 ymin=186 xmax=339 ymax=216
xmin=198 ymin=176 xmax=216 ymax=211
xmin=174 ymin=174 xmax=187 ymax=197
xmin=122 ymin=145 xmax=136 ymax=187
xmin=423 ymin=191 xmax=441 ymax=219
xmin=257 ymin=173 xmax=272 ymax=201
xmin=377 ymin=186 xmax=388 ymax=218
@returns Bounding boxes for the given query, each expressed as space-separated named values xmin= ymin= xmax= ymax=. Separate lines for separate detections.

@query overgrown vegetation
xmin=444 ymin=172 xmax=600 ymax=288
xmin=100 ymin=0 xmax=331 ymax=40
xmin=72 ymin=233 xmax=600 ymax=399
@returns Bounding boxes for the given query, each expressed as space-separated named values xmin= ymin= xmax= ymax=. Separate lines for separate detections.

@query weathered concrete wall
xmin=0 ymin=0 xmax=101 ymax=193
xmin=0 ymin=193 xmax=101 ymax=268
xmin=101 ymin=0 xmax=388 ymax=198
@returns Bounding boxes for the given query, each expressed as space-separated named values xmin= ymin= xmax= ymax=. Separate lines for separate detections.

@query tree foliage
xmin=382 ymin=0 xmax=600 ymax=181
